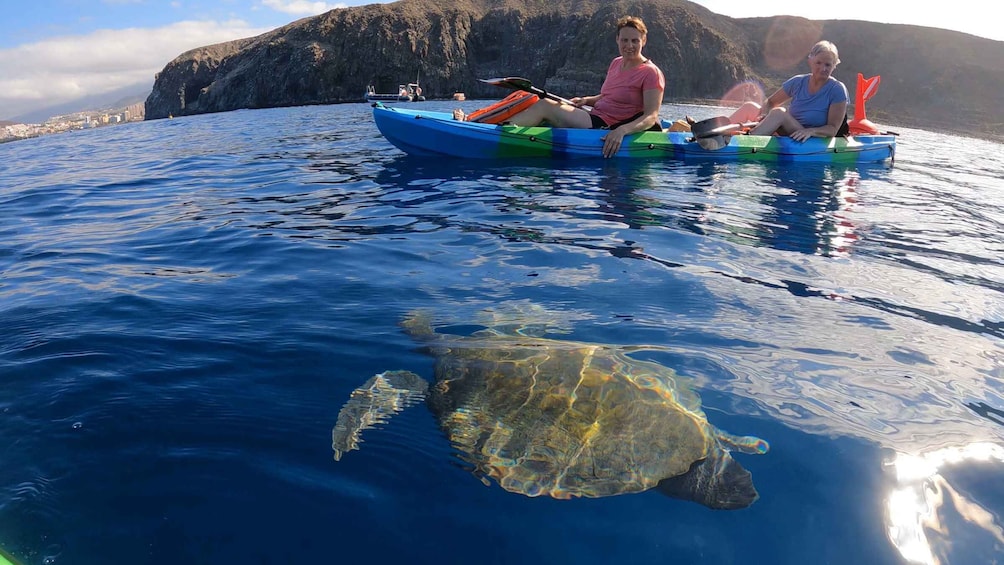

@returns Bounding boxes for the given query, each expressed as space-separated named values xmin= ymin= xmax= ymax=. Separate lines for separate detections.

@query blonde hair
xmin=617 ymin=16 xmax=648 ymax=36
xmin=809 ymin=40 xmax=840 ymax=65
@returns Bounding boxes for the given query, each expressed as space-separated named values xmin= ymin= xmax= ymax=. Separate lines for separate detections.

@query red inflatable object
xmin=848 ymin=73 xmax=881 ymax=135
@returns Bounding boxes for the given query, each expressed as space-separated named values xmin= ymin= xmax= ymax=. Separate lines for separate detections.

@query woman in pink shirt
xmin=506 ymin=16 xmax=666 ymax=158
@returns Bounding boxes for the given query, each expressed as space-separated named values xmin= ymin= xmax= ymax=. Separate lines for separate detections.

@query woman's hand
xmin=571 ymin=97 xmax=588 ymax=108
xmin=787 ymin=127 xmax=811 ymax=142
xmin=600 ymin=127 xmax=627 ymax=158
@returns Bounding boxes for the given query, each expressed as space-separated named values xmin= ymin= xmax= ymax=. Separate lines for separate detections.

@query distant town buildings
xmin=1 ymin=102 xmax=145 ymax=143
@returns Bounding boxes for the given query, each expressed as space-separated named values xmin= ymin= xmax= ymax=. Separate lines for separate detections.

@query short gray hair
xmin=809 ymin=40 xmax=840 ymax=64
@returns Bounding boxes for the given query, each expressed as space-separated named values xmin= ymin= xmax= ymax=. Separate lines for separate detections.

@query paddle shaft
xmin=480 ymin=77 xmax=590 ymax=111
xmin=533 ymin=88 xmax=577 ymax=107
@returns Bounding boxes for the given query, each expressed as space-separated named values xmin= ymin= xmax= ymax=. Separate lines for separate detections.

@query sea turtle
xmin=331 ymin=311 xmax=769 ymax=509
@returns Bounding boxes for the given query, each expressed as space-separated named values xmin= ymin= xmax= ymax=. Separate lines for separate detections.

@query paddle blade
xmin=480 ymin=77 xmax=533 ymax=91
xmin=696 ymin=135 xmax=730 ymax=150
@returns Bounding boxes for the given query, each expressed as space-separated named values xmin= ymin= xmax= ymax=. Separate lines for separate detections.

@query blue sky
xmin=2 ymin=0 xmax=322 ymax=48
xmin=2 ymin=0 xmax=999 ymax=121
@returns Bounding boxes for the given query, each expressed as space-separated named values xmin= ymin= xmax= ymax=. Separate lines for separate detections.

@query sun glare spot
xmin=885 ymin=442 xmax=1004 ymax=564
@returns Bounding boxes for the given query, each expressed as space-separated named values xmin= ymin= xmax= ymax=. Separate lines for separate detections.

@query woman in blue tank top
xmin=731 ymin=41 xmax=848 ymax=141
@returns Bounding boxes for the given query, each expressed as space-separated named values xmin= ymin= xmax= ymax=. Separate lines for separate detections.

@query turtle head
xmin=655 ymin=452 xmax=759 ymax=510
xmin=400 ymin=310 xmax=437 ymax=339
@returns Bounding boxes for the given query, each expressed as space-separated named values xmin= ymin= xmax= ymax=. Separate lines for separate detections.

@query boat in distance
xmin=371 ymin=103 xmax=896 ymax=163
xmin=365 ymin=83 xmax=426 ymax=103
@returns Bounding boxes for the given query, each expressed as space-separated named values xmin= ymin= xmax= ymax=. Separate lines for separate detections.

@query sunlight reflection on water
xmin=887 ymin=443 xmax=1004 ymax=564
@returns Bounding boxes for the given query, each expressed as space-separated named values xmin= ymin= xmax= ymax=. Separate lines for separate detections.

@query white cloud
xmin=260 ymin=0 xmax=345 ymax=16
xmin=0 ymin=20 xmax=274 ymax=119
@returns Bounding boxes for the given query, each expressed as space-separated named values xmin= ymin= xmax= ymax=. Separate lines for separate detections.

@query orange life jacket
xmin=466 ymin=90 xmax=539 ymax=124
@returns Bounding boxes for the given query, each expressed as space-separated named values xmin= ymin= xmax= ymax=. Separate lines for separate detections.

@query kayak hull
xmin=372 ymin=104 xmax=896 ymax=163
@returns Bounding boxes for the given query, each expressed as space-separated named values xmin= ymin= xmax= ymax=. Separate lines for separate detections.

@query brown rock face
xmin=145 ymin=0 xmax=757 ymax=119
xmin=145 ymin=0 xmax=1004 ymax=140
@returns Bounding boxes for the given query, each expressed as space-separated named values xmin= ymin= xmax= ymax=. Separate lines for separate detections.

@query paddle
xmin=691 ymin=116 xmax=758 ymax=139
xmin=479 ymin=77 xmax=587 ymax=110
xmin=687 ymin=115 xmax=760 ymax=151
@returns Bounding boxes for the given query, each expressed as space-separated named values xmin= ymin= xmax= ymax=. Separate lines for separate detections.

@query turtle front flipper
xmin=716 ymin=430 xmax=770 ymax=455
xmin=331 ymin=370 xmax=429 ymax=461
xmin=655 ymin=450 xmax=759 ymax=510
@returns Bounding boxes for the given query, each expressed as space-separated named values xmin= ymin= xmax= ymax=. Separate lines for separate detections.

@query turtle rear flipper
xmin=655 ymin=451 xmax=759 ymax=510
xmin=331 ymin=370 xmax=429 ymax=461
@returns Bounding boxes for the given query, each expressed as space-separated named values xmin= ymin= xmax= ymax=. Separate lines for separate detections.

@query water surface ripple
xmin=1 ymin=102 xmax=1002 ymax=565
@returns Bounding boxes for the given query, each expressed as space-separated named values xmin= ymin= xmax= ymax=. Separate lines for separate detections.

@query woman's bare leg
xmin=728 ymin=101 xmax=761 ymax=123
xmin=750 ymin=107 xmax=802 ymax=136
xmin=508 ymin=99 xmax=593 ymax=128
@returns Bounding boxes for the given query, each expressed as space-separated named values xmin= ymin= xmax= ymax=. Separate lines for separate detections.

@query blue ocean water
xmin=1 ymin=100 xmax=1002 ymax=565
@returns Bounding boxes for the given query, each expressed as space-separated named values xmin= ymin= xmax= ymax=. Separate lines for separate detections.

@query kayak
xmin=371 ymin=103 xmax=896 ymax=163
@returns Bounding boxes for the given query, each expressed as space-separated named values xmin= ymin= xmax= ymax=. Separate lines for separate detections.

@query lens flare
xmin=718 ymin=80 xmax=766 ymax=107
xmin=763 ymin=17 xmax=823 ymax=70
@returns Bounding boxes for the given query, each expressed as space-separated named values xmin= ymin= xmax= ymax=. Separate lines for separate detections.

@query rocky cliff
xmin=145 ymin=0 xmax=1004 ymax=140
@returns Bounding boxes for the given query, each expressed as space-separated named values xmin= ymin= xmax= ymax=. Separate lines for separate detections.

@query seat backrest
xmin=466 ymin=91 xmax=539 ymax=124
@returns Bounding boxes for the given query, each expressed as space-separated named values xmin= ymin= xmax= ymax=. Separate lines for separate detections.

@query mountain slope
xmin=10 ymin=82 xmax=152 ymax=124
xmin=144 ymin=0 xmax=1004 ymax=140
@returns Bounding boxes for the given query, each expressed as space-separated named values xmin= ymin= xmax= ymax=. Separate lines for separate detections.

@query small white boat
xmin=365 ymin=83 xmax=425 ymax=103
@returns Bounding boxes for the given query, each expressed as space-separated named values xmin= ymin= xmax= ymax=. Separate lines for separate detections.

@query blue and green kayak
xmin=372 ymin=103 xmax=896 ymax=163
